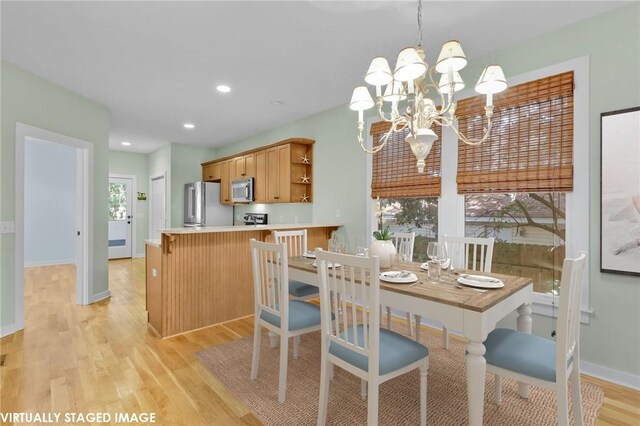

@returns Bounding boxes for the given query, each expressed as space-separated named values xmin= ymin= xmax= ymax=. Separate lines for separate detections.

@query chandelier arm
xmin=451 ymin=116 xmax=494 ymax=146
xmin=428 ymin=66 xmax=449 ymax=113
xmin=359 ymin=128 xmax=391 ymax=154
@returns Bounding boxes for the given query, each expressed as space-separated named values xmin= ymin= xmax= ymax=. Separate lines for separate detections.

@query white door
xmin=108 ymin=177 xmax=133 ymax=259
xmin=150 ymin=175 xmax=166 ymax=240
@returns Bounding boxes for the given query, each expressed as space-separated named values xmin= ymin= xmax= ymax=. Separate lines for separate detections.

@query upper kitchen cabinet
xmin=201 ymin=138 xmax=314 ymax=205
xmin=202 ymin=162 xmax=221 ymax=182
xmin=266 ymin=144 xmax=291 ymax=203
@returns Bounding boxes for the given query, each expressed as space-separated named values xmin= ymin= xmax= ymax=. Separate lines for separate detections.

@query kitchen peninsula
xmin=145 ymin=224 xmax=340 ymax=337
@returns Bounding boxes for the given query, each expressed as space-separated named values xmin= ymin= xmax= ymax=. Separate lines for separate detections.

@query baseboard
xmin=24 ymin=260 xmax=75 ymax=267
xmin=581 ymin=360 xmax=640 ymax=391
xmin=1 ymin=322 xmax=22 ymax=338
xmin=397 ymin=311 xmax=640 ymax=391
xmin=133 ymin=252 xmax=145 ymax=258
xmin=90 ymin=290 xmax=111 ymax=303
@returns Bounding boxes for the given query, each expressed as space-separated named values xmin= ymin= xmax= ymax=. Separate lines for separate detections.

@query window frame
xmin=366 ymin=56 xmax=591 ymax=323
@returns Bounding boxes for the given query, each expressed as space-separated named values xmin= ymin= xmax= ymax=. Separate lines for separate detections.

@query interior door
xmin=151 ymin=175 xmax=166 ymax=240
xmin=108 ymin=177 xmax=133 ymax=259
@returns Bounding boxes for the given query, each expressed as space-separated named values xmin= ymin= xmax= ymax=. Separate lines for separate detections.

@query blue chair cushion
xmin=329 ymin=325 xmax=428 ymax=375
xmin=288 ymin=280 xmax=319 ymax=298
xmin=484 ymin=328 xmax=563 ymax=382
xmin=260 ymin=300 xmax=322 ymax=331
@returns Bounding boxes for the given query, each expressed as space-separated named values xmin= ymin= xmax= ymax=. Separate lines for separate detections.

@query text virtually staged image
xmin=0 ymin=1 xmax=639 ymax=425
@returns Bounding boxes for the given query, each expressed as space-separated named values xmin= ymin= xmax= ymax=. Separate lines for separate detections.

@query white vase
xmin=369 ymin=240 xmax=396 ymax=269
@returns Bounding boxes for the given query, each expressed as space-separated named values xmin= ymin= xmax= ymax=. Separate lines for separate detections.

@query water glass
xmin=427 ymin=259 xmax=441 ymax=283
xmin=355 ymin=237 xmax=368 ymax=257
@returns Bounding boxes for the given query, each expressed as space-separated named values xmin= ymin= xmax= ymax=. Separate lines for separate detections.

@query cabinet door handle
xmin=274 ymin=196 xmax=279 ymax=200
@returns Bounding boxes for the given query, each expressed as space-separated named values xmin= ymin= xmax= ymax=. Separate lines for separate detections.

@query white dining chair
xmin=273 ymin=229 xmax=319 ymax=300
xmin=316 ymin=250 xmax=429 ymax=426
xmin=484 ymin=252 xmax=587 ymax=426
xmin=420 ymin=236 xmax=495 ymax=348
xmin=249 ymin=239 xmax=322 ymax=403
xmin=383 ymin=232 xmax=416 ymax=336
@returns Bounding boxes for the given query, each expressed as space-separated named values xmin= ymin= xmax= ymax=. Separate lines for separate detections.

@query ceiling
xmin=1 ymin=1 xmax=625 ymax=153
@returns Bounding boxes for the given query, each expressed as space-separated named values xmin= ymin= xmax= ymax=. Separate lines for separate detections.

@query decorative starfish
xmin=300 ymin=154 xmax=310 ymax=164
xmin=301 ymin=194 xmax=310 ymax=203
xmin=301 ymin=174 xmax=310 ymax=183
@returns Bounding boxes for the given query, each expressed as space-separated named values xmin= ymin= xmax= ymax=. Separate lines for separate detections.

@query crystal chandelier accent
xmin=350 ymin=0 xmax=508 ymax=173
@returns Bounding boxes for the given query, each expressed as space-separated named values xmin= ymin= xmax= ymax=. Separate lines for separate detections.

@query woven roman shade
xmin=371 ymin=121 xmax=442 ymax=198
xmin=456 ymin=71 xmax=574 ymax=194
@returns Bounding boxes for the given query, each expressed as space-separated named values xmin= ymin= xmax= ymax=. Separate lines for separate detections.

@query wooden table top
xmin=288 ymin=257 xmax=532 ymax=313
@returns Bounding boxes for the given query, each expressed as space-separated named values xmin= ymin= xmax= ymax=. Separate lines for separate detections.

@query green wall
xmin=108 ymin=150 xmax=149 ymax=256
xmin=1 ymin=61 xmax=111 ymax=329
xmin=214 ymin=4 xmax=640 ymax=377
xmin=170 ymin=144 xmax=217 ymax=227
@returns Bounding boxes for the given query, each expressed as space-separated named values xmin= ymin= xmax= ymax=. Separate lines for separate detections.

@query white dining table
xmin=288 ymin=257 xmax=534 ymax=426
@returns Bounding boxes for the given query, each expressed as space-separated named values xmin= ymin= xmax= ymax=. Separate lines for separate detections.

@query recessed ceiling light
xmin=216 ymin=85 xmax=231 ymax=93
xmin=270 ymin=100 xmax=285 ymax=106
xmin=183 ymin=123 xmax=195 ymax=129
xmin=121 ymin=141 xmax=131 ymax=146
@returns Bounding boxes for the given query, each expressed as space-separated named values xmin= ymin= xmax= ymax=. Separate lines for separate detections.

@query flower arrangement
xmin=373 ymin=197 xmax=394 ymax=241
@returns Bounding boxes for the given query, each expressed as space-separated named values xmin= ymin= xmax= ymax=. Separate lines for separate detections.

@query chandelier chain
xmin=417 ymin=0 xmax=423 ymax=47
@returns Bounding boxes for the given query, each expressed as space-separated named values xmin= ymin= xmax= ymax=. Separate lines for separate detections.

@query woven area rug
xmin=196 ymin=324 xmax=603 ymax=425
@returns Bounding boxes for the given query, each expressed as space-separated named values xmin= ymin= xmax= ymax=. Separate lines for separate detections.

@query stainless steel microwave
xmin=231 ymin=178 xmax=253 ymax=203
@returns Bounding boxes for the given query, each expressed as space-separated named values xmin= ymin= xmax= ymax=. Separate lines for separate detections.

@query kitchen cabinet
xmin=202 ymin=163 xmax=220 ymax=182
xmin=200 ymin=138 xmax=313 ymax=205
xmin=254 ymin=150 xmax=267 ymax=203
xmin=220 ymin=160 xmax=231 ymax=205
xmin=266 ymin=144 xmax=291 ymax=203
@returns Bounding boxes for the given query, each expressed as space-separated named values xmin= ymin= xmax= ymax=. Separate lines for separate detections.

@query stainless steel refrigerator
xmin=183 ymin=182 xmax=233 ymax=227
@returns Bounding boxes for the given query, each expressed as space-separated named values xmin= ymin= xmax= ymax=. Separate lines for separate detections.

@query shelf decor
xmin=300 ymin=194 xmax=310 ymax=203
xmin=600 ymin=106 xmax=640 ymax=276
xmin=301 ymin=174 xmax=310 ymax=183
xmin=300 ymin=154 xmax=310 ymax=164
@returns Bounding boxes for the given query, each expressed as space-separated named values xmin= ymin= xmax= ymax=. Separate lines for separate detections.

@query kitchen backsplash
xmin=233 ymin=203 xmax=313 ymax=225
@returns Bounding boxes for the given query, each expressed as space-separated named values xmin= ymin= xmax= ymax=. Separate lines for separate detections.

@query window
xmin=457 ymin=72 xmax=574 ymax=297
xmin=465 ymin=193 xmax=565 ymax=295
xmin=379 ymin=197 xmax=439 ymax=262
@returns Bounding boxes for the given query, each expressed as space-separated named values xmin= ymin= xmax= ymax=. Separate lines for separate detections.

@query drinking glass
xmin=438 ymin=242 xmax=451 ymax=280
xmin=427 ymin=241 xmax=438 ymax=260
xmin=427 ymin=259 xmax=441 ymax=283
xmin=355 ymin=236 xmax=368 ymax=257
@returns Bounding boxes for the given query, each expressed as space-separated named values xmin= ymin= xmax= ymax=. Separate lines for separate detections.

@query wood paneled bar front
xmin=145 ymin=224 xmax=339 ymax=338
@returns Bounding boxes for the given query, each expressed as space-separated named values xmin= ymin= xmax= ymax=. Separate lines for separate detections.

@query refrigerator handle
xmin=187 ymin=186 xmax=194 ymax=220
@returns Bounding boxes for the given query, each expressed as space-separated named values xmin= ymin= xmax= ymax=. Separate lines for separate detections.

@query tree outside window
xmin=108 ymin=183 xmax=127 ymax=220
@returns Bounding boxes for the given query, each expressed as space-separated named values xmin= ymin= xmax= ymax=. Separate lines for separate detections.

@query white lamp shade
xmin=383 ymin=80 xmax=406 ymax=102
xmin=365 ymin=57 xmax=393 ymax=87
xmin=393 ymin=47 xmax=427 ymax=82
xmin=475 ymin=65 xmax=508 ymax=94
xmin=435 ymin=40 xmax=467 ymax=73
xmin=349 ymin=86 xmax=375 ymax=111
xmin=438 ymin=71 xmax=465 ymax=93
xmin=405 ymin=128 xmax=438 ymax=174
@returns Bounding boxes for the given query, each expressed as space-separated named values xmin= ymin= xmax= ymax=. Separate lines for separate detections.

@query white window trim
xmin=366 ymin=56 xmax=592 ymax=323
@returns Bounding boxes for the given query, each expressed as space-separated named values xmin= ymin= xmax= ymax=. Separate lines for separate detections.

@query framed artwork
xmin=600 ymin=106 xmax=640 ymax=276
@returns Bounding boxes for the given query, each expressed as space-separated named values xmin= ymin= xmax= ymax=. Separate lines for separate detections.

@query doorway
xmin=14 ymin=123 xmax=92 ymax=333
xmin=150 ymin=173 xmax=167 ymax=240
xmin=108 ymin=175 xmax=136 ymax=259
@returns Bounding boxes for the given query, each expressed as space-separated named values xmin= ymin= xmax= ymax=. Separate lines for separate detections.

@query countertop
xmin=159 ymin=223 xmax=341 ymax=235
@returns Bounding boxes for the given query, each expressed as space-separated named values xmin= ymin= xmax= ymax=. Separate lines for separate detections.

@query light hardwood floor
xmin=0 ymin=259 xmax=638 ymax=425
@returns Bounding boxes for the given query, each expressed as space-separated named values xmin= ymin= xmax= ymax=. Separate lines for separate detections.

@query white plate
xmin=380 ymin=271 xmax=418 ymax=284
xmin=303 ymin=251 xmax=316 ymax=259
xmin=457 ymin=275 xmax=504 ymax=289
xmin=419 ymin=262 xmax=429 ymax=270
xmin=312 ymin=260 xmax=340 ymax=268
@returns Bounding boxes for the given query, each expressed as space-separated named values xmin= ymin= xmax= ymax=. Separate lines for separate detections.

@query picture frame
xmin=600 ymin=106 xmax=640 ymax=276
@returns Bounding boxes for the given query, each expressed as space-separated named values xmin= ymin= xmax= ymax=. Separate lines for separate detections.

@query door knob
xmin=127 ymin=221 xmax=131 ymax=224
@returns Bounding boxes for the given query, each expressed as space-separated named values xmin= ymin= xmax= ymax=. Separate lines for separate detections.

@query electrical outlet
xmin=152 ymin=268 xmax=157 ymax=278
xmin=0 ymin=222 xmax=15 ymax=234
xmin=335 ymin=209 xmax=341 ymax=218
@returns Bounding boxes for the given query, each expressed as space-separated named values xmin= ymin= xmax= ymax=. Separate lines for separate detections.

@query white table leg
xmin=516 ymin=303 xmax=532 ymax=399
xmin=466 ymin=340 xmax=486 ymax=426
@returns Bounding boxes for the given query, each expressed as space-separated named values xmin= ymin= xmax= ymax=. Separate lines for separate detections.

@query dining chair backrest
xmin=316 ymin=250 xmax=381 ymax=369
xmin=556 ymin=252 xmax=587 ymax=378
xmin=273 ymin=229 xmax=307 ymax=257
xmin=249 ymin=239 xmax=289 ymax=327
xmin=443 ymin=236 xmax=495 ymax=272
xmin=392 ymin=232 xmax=415 ymax=261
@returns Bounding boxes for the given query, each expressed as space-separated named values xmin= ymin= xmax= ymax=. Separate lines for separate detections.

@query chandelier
xmin=350 ymin=0 xmax=508 ymax=173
